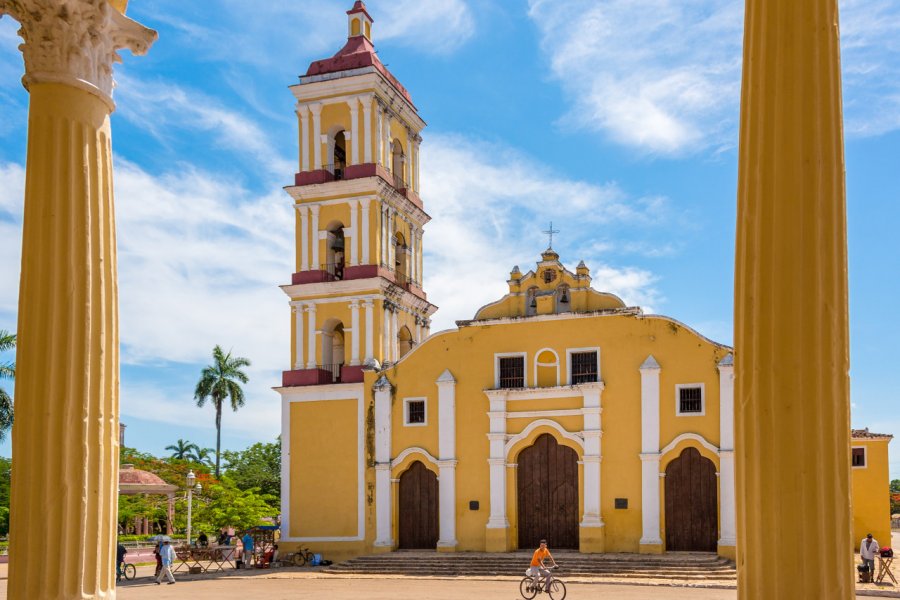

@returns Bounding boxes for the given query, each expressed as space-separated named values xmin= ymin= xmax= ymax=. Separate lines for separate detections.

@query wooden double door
xmin=664 ymin=447 xmax=718 ymax=552
xmin=517 ymin=434 xmax=579 ymax=549
xmin=398 ymin=461 xmax=439 ymax=549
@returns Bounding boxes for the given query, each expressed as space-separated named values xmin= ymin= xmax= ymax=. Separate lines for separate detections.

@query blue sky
xmin=0 ymin=1 xmax=898 ymax=478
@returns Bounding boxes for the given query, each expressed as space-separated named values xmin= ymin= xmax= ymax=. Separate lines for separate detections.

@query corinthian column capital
xmin=0 ymin=0 xmax=157 ymax=108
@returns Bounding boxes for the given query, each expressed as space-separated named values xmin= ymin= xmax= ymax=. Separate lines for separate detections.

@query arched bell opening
xmin=391 ymin=138 xmax=406 ymax=187
xmin=321 ymin=319 xmax=346 ymax=382
xmin=394 ymin=231 xmax=409 ymax=283
xmin=332 ymin=130 xmax=347 ymax=179
xmin=398 ymin=325 xmax=413 ymax=359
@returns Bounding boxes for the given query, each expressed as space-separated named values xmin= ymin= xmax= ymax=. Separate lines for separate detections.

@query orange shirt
xmin=531 ymin=548 xmax=552 ymax=567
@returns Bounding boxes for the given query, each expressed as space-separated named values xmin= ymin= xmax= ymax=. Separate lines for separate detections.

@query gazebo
xmin=118 ymin=464 xmax=179 ymax=535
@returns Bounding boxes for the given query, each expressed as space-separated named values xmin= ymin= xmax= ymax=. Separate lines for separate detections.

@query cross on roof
xmin=542 ymin=222 xmax=560 ymax=249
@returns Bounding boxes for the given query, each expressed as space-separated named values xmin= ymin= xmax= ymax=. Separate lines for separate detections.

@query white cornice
xmin=282 ymin=277 xmax=438 ymax=316
xmin=459 ymin=307 xmax=642 ymax=328
xmin=285 ymin=181 xmax=431 ymax=226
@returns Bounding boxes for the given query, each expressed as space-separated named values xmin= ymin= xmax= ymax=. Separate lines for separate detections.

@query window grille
xmin=543 ymin=269 xmax=557 ymax=283
xmin=679 ymin=386 xmax=703 ymax=413
xmin=571 ymin=351 xmax=598 ymax=384
xmin=851 ymin=447 xmax=866 ymax=467
xmin=498 ymin=356 xmax=525 ymax=388
xmin=407 ymin=400 xmax=426 ymax=425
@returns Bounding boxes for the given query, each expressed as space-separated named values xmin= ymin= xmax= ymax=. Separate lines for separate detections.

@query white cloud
xmin=421 ymin=134 xmax=667 ymax=330
xmin=114 ymin=77 xmax=294 ymax=179
xmin=0 ymin=163 xmax=24 ymax=318
xmin=529 ymin=0 xmax=900 ymax=153
xmin=376 ymin=0 xmax=474 ymax=55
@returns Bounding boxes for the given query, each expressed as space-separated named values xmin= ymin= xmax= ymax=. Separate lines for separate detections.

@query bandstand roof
xmin=118 ymin=464 xmax=178 ymax=496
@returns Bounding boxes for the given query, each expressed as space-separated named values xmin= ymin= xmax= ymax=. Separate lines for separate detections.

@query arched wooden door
xmin=398 ymin=461 xmax=438 ymax=549
xmin=664 ymin=447 xmax=718 ymax=552
xmin=517 ymin=434 xmax=579 ymax=549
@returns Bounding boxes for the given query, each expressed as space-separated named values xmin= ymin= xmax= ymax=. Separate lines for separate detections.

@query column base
xmin=578 ymin=524 xmax=605 ymax=553
xmin=437 ymin=540 xmax=458 ymax=552
xmin=639 ymin=540 xmax=664 ymax=554
xmin=717 ymin=541 xmax=736 ymax=560
xmin=373 ymin=540 xmax=395 ymax=552
xmin=485 ymin=526 xmax=513 ymax=552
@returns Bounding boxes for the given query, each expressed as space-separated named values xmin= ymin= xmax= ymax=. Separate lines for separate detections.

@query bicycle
xmin=118 ymin=562 xmax=136 ymax=581
xmin=520 ymin=565 xmax=566 ymax=600
xmin=285 ymin=547 xmax=315 ymax=567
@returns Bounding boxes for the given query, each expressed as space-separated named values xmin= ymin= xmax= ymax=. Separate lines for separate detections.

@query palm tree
xmin=191 ymin=447 xmax=215 ymax=467
xmin=0 ymin=330 xmax=15 ymax=442
xmin=165 ymin=438 xmax=199 ymax=460
xmin=194 ymin=345 xmax=250 ymax=478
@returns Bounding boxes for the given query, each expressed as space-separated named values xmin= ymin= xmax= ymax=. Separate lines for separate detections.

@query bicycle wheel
xmin=123 ymin=563 xmax=136 ymax=580
xmin=548 ymin=579 xmax=566 ymax=600
xmin=519 ymin=576 xmax=538 ymax=599
xmin=292 ymin=552 xmax=307 ymax=567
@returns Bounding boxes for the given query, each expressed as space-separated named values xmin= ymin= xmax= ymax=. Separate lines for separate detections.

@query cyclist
xmin=529 ymin=539 xmax=558 ymax=593
xmin=115 ymin=542 xmax=127 ymax=582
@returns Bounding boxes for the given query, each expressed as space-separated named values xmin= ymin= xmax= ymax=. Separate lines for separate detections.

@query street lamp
xmin=186 ymin=471 xmax=202 ymax=546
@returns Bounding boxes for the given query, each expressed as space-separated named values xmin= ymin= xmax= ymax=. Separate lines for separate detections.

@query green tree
xmin=890 ymin=479 xmax=900 ymax=493
xmin=222 ymin=438 xmax=281 ymax=501
xmin=165 ymin=438 xmax=200 ymax=460
xmin=0 ymin=330 xmax=15 ymax=442
xmin=0 ymin=456 xmax=10 ymax=536
xmin=192 ymin=479 xmax=277 ymax=532
xmin=191 ymin=447 xmax=216 ymax=468
xmin=193 ymin=346 xmax=251 ymax=478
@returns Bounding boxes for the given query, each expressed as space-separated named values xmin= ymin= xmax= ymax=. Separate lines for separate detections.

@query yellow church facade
xmin=275 ymin=2 xmax=893 ymax=562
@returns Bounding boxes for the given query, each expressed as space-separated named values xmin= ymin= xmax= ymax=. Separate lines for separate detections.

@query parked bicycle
xmin=520 ymin=564 xmax=566 ymax=600
xmin=120 ymin=563 xmax=136 ymax=580
xmin=285 ymin=546 xmax=315 ymax=567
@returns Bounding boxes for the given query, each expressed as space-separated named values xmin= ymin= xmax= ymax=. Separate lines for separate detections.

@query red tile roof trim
xmin=851 ymin=428 xmax=893 ymax=439
xmin=346 ymin=1 xmax=373 ymax=21
xmin=304 ymin=36 xmax=413 ymax=106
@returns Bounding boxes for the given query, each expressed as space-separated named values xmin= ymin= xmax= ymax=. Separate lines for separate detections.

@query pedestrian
xmin=155 ymin=540 xmax=176 ymax=585
xmin=241 ymin=532 xmax=254 ymax=569
xmin=116 ymin=542 xmax=127 ymax=582
xmin=860 ymin=533 xmax=880 ymax=580
xmin=198 ymin=531 xmax=208 ymax=547
xmin=153 ymin=542 xmax=162 ymax=577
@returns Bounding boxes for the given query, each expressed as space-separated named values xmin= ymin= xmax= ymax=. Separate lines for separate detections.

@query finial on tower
xmin=347 ymin=1 xmax=374 ymax=41
xmin=542 ymin=221 xmax=560 ymax=250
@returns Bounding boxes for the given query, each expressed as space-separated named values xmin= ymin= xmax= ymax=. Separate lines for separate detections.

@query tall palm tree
xmin=165 ymin=438 xmax=199 ymax=460
xmin=0 ymin=330 xmax=15 ymax=442
xmin=194 ymin=345 xmax=250 ymax=478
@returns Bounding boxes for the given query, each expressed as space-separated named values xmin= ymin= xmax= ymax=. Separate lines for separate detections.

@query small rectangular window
xmin=404 ymin=399 xmax=426 ymax=426
xmin=678 ymin=386 xmax=703 ymax=414
xmin=498 ymin=356 xmax=525 ymax=388
xmin=851 ymin=447 xmax=866 ymax=468
xmin=571 ymin=351 xmax=598 ymax=384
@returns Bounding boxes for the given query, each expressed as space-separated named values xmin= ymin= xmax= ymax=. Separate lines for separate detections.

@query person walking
xmin=860 ymin=533 xmax=880 ymax=580
xmin=155 ymin=540 xmax=176 ymax=585
xmin=529 ymin=539 xmax=558 ymax=593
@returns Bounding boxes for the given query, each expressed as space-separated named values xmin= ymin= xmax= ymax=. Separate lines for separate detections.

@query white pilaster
xmin=413 ymin=137 xmax=421 ymax=193
xmin=639 ymin=355 xmax=663 ymax=546
xmin=382 ymin=303 xmax=391 ymax=363
xmin=364 ymin=300 xmax=374 ymax=362
xmin=293 ymin=304 xmax=304 ymax=369
xmin=436 ymin=370 xmax=458 ymax=548
xmin=391 ymin=309 xmax=399 ymax=363
xmin=361 ymin=197 xmax=371 ymax=264
xmin=374 ymin=376 xmax=394 ymax=547
xmin=388 ymin=209 xmax=396 ymax=269
xmin=376 ymin=103 xmax=384 ymax=166
xmin=362 ymin=95 xmax=373 ymax=163
xmin=409 ymin=228 xmax=418 ymax=284
xmin=349 ymin=300 xmax=361 ymax=366
xmin=384 ymin=116 xmax=393 ymax=171
xmin=310 ymin=204 xmax=320 ymax=270
xmin=718 ymin=355 xmax=736 ymax=547
xmin=418 ymin=229 xmax=424 ymax=285
xmin=298 ymin=205 xmax=309 ymax=272
xmin=310 ymin=103 xmax=322 ymax=170
xmin=297 ymin=104 xmax=310 ymax=172
xmin=348 ymin=98 xmax=360 ymax=166
xmin=415 ymin=317 xmax=422 ymax=343
xmin=581 ymin=384 xmax=604 ymax=528
xmin=305 ymin=305 xmax=318 ymax=369
xmin=380 ymin=204 xmax=388 ymax=266
xmin=349 ymin=199 xmax=359 ymax=266
xmin=486 ymin=391 xmax=509 ymax=530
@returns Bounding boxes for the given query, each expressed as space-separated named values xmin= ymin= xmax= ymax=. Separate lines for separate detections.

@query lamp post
xmin=186 ymin=471 xmax=202 ymax=546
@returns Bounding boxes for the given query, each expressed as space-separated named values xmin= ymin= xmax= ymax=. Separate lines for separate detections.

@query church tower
xmin=280 ymin=1 xmax=436 ymax=387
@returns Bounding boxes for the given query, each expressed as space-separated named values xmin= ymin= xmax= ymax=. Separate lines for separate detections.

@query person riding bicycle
xmin=530 ymin=539 xmax=558 ymax=593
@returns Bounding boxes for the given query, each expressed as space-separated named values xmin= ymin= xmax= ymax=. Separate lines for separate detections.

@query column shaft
xmin=349 ymin=200 xmax=359 ymax=266
xmin=348 ymin=100 xmax=359 ymax=166
xmin=311 ymin=104 xmax=322 ymax=170
xmin=736 ymin=1 xmax=852 ymax=596
xmin=362 ymin=97 xmax=373 ymax=163
xmin=364 ymin=300 xmax=374 ymax=362
xmin=9 ymin=84 xmax=120 ymax=599
xmin=298 ymin=105 xmax=310 ymax=172
xmin=361 ymin=198 xmax=371 ymax=264
xmin=306 ymin=306 xmax=317 ymax=369
xmin=299 ymin=206 xmax=309 ymax=271
xmin=349 ymin=301 xmax=360 ymax=366
xmin=374 ymin=381 xmax=393 ymax=547
xmin=310 ymin=205 xmax=320 ymax=270
xmin=293 ymin=305 xmax=304 ymax=369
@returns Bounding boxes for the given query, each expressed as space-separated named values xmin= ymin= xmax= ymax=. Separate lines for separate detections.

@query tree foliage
xmin=221 ymin=438 xmax=281 ymax=501
xmin=0 ymin=330 xmax=15 ymax=442
xmin=194 ymin=345 xmax=251 ymax=478
xmin=166 ymin=438 xmax=199 ymax=460
xmin=192 ymin=480 xmax=278 ymax=533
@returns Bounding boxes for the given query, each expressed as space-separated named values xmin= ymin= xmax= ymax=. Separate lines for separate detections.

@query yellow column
xmin=0 ymin=1 xmax=155 ymax=598
xmin=735 ymin=1 xmax=852 ymax=598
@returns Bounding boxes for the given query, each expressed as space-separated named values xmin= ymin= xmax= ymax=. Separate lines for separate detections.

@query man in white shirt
xmin=860 ymin=533 xmax=880 ymax=577
xmin=155 ymin=541 xmax=176 ymax=585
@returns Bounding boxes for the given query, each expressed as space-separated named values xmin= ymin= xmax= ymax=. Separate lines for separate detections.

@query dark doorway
xmin=664 ymin=447 xmax=718 ymax=552
xmin=398 ymin=461 xmax=438 ymax=549
xmin=517 ymin=433 xmax=579 ymax=549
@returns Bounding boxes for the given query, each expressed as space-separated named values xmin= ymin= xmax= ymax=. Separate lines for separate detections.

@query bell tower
xmin=279 ymin=1 xmax=436 ymax=388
